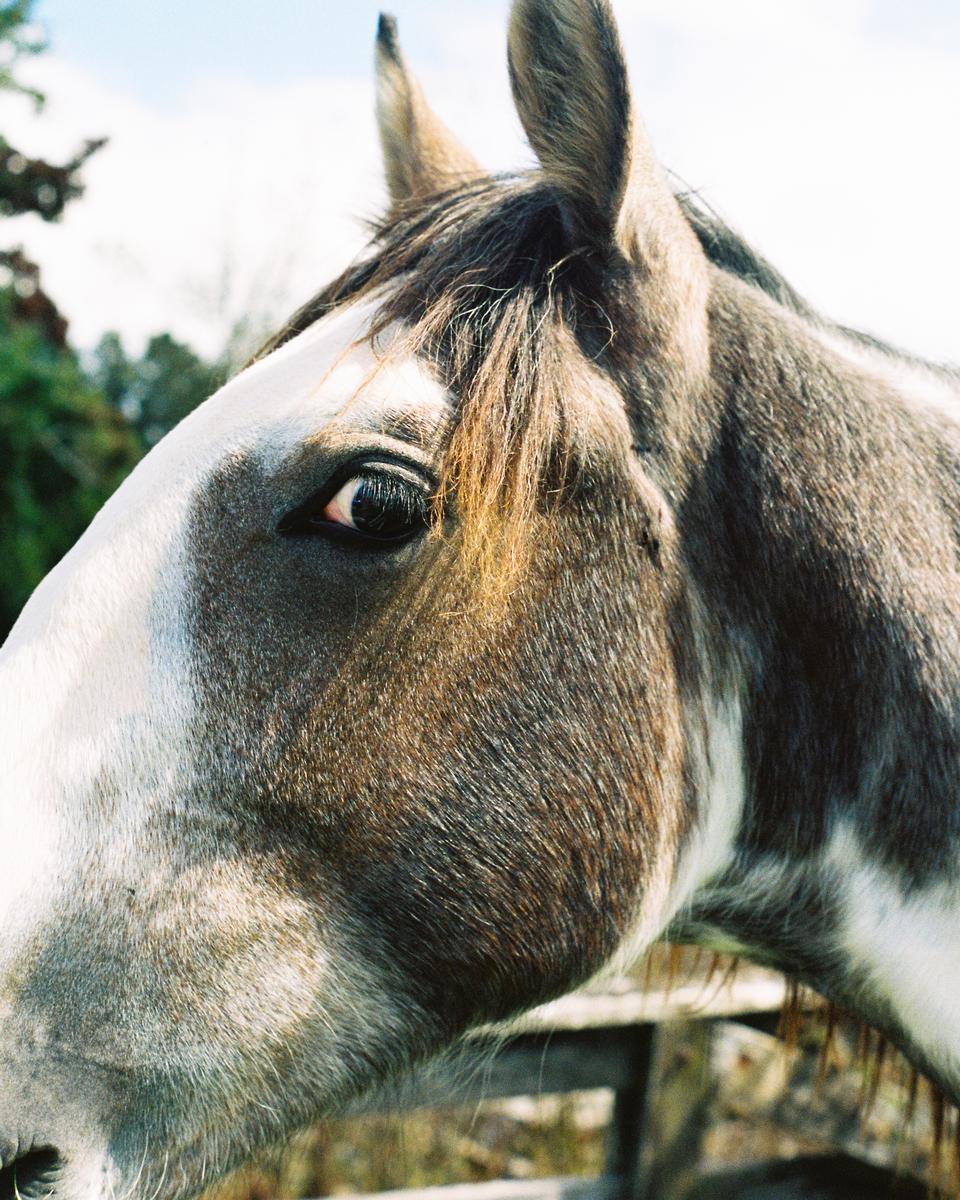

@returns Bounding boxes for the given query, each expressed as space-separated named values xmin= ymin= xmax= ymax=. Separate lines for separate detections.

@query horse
xmin=1 ymin=1 xmax=958 ymax=1198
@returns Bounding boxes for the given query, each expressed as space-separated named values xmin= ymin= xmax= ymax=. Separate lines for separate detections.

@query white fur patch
xmin=614 ymin=689 xmax=746 ymax=969
xmin=814 ymin=327 xmax=960 ymax=428
xmin=829 ymin=823 xmax=960 ymax=1083
xmin=669 ymin=691 xmax=747 ymax=912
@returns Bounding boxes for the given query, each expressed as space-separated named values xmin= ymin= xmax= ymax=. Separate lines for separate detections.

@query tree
xmin=0 ymin=1 xmax=105 ymax=221
xmin=0 ymin=0 xmax=139 ymax=638
xmin=0 ymin=132 xmax=104 ymax=220
xmin=92 ymin=331 xmax=226 ymax=448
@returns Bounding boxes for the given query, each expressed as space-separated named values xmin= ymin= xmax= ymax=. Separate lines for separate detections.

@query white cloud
xmin=614 ymin=1 xmax=960 ymax=364
xmin=0 ymin=1 xmax=956 ymax=367
xmin=0 ymin=58 xmax=387 ymax=357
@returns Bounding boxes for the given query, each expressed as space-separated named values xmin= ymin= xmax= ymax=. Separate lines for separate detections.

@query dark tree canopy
xmin=0 ymin=133 xmax=105 ymax=221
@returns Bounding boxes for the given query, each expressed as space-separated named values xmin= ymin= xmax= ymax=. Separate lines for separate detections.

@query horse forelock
xmin=253 ymin=177 xmax=679 ymax=609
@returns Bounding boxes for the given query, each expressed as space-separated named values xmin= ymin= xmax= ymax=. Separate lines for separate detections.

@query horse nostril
xmin=0 ymin=1147 xmax=63 ymax=1200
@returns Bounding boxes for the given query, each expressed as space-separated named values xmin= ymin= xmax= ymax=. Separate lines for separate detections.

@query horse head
xmin=2 ymin=2 xmax=959 ymax=1198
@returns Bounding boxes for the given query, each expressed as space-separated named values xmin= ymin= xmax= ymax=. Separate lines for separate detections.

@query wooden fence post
xmin=631 ymin=1020 xmax=716 ymax=1200
xmin=603 ymin=1025 xmax=656 ymax=1199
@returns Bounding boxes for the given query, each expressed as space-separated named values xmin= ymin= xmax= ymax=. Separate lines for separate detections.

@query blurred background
xmin=0 ymin=1 xmax=958 ymax=1194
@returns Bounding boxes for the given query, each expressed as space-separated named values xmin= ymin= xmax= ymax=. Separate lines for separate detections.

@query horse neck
xmin=667 ymin=275 xmax=960 ymax=1100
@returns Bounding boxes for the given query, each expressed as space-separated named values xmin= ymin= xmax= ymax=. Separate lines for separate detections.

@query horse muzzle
xmin=0 ymin=1053 xmax=118 ymax=1200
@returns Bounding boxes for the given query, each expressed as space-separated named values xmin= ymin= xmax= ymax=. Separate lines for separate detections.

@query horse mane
xmin=256 ymin=173 xmax=957 ymax=604
xmin=264 ymin=175 xmax=825 ymax=355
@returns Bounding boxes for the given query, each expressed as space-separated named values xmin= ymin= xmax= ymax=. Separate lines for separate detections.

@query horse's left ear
xmin=376 ymin=14 xmax=486 ymax=207
xmin=508 ymin=0 xmax=702 ymax=280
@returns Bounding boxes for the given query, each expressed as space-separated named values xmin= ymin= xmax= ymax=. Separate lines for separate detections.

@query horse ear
xmin=376 ymin=14 xmax=485 ymax=206
xmin=507 ymin=0 xmax=699 ymax=274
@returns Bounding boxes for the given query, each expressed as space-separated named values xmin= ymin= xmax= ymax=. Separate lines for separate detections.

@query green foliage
xmin=0 ymin=293 xmax=142 ymax=636
xmin=92 ymin=331 xmax=226 ymax=447
xmin=0 ymin=0 xmax=45 ymax=108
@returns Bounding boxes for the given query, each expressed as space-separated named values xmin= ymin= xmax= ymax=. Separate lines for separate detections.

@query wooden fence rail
xmin=333 ymin=971 xmax=927 ymax=1200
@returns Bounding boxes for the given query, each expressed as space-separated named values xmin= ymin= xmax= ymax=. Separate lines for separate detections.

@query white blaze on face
xmin=0 ymin=295 xmax=449 ymax=971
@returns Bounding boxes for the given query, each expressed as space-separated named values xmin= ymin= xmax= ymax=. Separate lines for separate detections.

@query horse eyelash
xmin=277 ymin=465 xmax=431 ymax=541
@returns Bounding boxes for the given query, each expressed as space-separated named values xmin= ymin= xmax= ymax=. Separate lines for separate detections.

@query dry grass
xmin=203 ymin=1095 xmax=607 ymax=1200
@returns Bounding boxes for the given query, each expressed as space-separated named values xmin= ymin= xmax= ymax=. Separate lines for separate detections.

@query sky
xmin=1 ymin=1 xmax=957 ymax=364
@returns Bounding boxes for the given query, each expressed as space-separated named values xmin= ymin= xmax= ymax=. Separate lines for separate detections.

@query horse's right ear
xmin=376 ymin=14 xmax=485 ymax=207
xmin=507 ymin=0 xmax=703 ymax=284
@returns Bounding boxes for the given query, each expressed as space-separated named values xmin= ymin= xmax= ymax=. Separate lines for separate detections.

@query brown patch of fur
xmin=187 ymin=435 xmax=691 ymax=1045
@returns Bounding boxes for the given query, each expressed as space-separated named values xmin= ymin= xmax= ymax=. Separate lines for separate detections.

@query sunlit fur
xmin=1 ymin=2 xmax=959 ymax=1200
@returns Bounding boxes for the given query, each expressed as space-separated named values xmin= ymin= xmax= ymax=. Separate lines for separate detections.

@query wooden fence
xmin=332 ymin=970 xmax=927 ymax=1200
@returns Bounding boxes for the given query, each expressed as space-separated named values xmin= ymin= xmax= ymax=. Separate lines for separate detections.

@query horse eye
xmin=325 ymin=474 xmax=429 ymax=537
xmin=279 ymin=471 xmax=430 ymax=545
